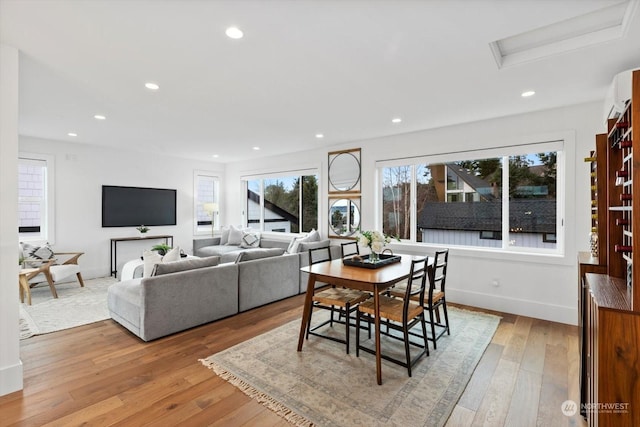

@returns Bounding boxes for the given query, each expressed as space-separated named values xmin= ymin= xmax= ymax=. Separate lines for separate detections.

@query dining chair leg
xmin=345 ymin=302 xmax=351 ymax=354
xmin=306 ymin=305 xmax=314 ymax=340
xmin=403 ymin=323 xmax=412 ymax=377
xmin=355 ymin=310 xmax=361 ymax=357
xmin=428 ymin=307 xmax=438 ymax=350
xmin=442 ymin=301 xmax=451 ymax=335
xmin=421 ymin=314 xmax=430 ymax=356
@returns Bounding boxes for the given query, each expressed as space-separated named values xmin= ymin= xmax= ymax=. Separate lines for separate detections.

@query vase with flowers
xmin=357 ymin=230 xmax=392 ymax=263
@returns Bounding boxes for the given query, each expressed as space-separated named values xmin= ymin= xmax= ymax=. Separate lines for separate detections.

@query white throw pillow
xmin=163 ymin=246 xmax=181 ymax=262
xmin=227 ymin=225 xmax=245 ymax=246
xmin=287 ymin=229 xmax=321 ymax=254
xmin=142 ymin=246 xmax=181 ymax=277
xmin=220 ymin=226 xmax=230 ymax=245
xmin=240 ymin=231 xmax=261 ymax=248
xmin=142 ymin=250 xmax=162 ymax=278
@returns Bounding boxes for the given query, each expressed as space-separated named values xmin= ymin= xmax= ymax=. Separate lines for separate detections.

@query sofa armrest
xmin=193 ymin=237 xmax=221 ymax=253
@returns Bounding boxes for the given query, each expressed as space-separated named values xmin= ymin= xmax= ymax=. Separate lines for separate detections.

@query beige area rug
xmin=19 ymin=277 xmax=118 ymax=339
xmin=200 ymin=307 xmax=500 ymax=427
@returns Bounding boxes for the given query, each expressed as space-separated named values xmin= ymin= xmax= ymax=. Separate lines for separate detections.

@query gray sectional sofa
xmin=108 ymin=236 xmax=340 ymax=341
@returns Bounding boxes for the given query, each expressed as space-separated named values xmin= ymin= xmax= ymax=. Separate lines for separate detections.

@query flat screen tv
xmin=102 ymin=185 xmax=177 ymax=227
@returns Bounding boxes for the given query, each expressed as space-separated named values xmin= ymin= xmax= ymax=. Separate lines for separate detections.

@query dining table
xmin=297 ymin=253 xmax=428 ymax=385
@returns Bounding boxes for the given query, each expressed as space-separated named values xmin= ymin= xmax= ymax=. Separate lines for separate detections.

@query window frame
xmin=376 ymin=139 xmax=567 ymax=256
xmin=193 ymin=170 xmax=220 ymax=236
xmin=241 ymin=167 xmax=320 ymax=235
xmin=18 ymin=152 xmax=55 ymax=243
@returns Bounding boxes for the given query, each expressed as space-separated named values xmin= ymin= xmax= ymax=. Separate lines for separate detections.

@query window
xmin=244 ymin=172 xmax=318 ymax=233
xmin=379 ymin=141 xmax=562 ymax=252
xmin=194 ymin=171 xmax=220 ymax=235
xmin=18 ymin=154 xmax=54 ymax=242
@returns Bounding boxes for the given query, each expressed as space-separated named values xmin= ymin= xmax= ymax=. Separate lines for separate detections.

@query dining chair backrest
xmin=403 ymin=257 xmax=429 ymax=309
xmin=431 ymin=249 xmax=449 ymax=292
xmin=340 ymin=241 xmax=359 ymax=258
xmin=308 ymin=246 xmax=332 ymax=266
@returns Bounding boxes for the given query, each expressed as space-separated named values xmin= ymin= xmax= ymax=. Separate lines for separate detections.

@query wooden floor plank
xmin=503 ymin=368 xmax=542 ymax=427
xmin=1 ymin=296 xmax=585 ymax=427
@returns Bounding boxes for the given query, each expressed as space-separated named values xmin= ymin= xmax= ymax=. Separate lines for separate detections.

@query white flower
xmin=371 ymin=241 xmax=384 ymax=253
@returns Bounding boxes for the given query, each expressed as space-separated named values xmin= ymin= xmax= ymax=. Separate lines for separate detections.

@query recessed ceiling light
xmin=94 ymin=114 xmax=106 ymax=120
xmin=212 ymin=154 xmax=219 ymax=158
xmin=67 ymin=132 xmax=77 ymax=137
xmin=392 ymin=117 xmax=402 ymax=123
xmin=252 ymin=146 xmax=260 ymax=151
xmin=315 ymin=133 xmax=324 ymax=139
xmin=521 ymin=90 xmax=536 ymax=97
xmin=145 ymin=82 xmax=159 ymax=90
xmin=226 ymin=27 xmax=244 ymax=39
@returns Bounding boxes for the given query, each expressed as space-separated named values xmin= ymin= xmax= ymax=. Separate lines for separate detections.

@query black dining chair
xmin=341 ymin=241 xmax=359 ymax=258
xmin=425 ymin=249 xmax=450 ymax=349
xmin=355 ymin=257 xmax=430 ymax=377
xmin=306 ymin=246 xmax=370 ymax=354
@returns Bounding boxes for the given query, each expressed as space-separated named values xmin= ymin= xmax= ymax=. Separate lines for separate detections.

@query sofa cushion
xmin=142 ymin=250 xmax=163 ymax=278
xmin=235 ymin=247 xmax=285 ymax=263
xmin=197 ymin=245 xmax=243 ymax=257
xmin=152 ymin=256 xmax=220 ymax=276
xmin=220 ymin=226 xmax=230 ymax=245
xmin=227 ymin=225 xmax=245 ymax=245
xmin=240 ymin=230 xmax=261 ymax=248
xmin=286 ymin=229 xmax=320 ymax=254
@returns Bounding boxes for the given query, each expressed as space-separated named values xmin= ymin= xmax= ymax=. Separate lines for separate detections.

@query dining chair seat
xmin=358 ymin=296 xmax=423 ymax=323
xmin=389 ymin=285 xmax=444 ymax=304
xmin=313 ymin=287 xmax=369 ymax=307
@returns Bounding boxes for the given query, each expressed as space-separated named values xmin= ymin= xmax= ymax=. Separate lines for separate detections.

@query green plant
xmin=136 ymin=225 xmax=150 ymax=233
xmin=151 ymin=243 xmax=171 ymax=256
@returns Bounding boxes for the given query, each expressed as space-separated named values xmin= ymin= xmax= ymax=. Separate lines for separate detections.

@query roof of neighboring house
xmin=247 ymin=189 xmax=298 ymax=224
xmin=418 ymin=199 xmax=556 ymax=233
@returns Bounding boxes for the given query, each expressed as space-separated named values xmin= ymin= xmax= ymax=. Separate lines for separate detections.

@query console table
xmin=110 ymin=235 xmax=173 ymax=277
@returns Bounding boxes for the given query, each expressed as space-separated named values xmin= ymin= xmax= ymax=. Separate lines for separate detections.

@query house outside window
xmin=380 ymin=141 xmax=562 ymax=252
xmin=18 ymin=154 xmax=54 ymax=242
xmin=244 ymin=172 xmax=318 ymax=233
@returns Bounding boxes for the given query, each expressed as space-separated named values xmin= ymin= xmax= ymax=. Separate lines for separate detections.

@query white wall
xmin=225 ymin=101 xmax=604 ymax=325
xmin=0 ymin=44 xmax=22 ymax=396
xmin=19 ymin=137 xmax=224 ymax=278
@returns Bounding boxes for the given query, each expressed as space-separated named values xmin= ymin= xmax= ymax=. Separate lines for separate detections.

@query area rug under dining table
xmin=200 ymin=306 xmax=500 ymax=427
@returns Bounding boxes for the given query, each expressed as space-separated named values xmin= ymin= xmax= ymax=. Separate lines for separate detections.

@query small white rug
xmin=19 ymin=277 xmax=117 ymax=338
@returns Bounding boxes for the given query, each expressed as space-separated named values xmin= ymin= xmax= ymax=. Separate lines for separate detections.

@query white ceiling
xmin=1 ymin=0 xmax=639 ymax=163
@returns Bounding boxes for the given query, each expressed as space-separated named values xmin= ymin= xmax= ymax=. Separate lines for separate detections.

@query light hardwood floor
xmin=1 ymin=296 xmax=586 ymax=426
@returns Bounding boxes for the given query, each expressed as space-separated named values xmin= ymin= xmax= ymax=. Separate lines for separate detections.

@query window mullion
xmin=502 ymin=156 xmax=509 ymax=250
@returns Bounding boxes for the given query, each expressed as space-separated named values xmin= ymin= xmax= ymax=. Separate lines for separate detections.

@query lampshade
xmin=203 ymin=202 xmax=219 ymax=214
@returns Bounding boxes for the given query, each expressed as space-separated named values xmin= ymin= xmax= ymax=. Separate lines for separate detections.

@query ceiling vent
xmin=490 ymin=0 xmax=636 ymax=68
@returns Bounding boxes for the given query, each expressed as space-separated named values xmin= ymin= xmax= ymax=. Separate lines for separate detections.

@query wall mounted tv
xmin=102 ymin=185 xmax=177 ymax=227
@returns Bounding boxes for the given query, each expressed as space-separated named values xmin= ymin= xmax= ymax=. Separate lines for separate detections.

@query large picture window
xmin=244 ymin=172 xmax=318 ymax=233
xmin=380 ymin=141 xmax=562 ymax=252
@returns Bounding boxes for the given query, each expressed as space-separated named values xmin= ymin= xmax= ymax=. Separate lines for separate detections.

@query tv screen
xmin=102 ymin=185 xmax=177 ymax=227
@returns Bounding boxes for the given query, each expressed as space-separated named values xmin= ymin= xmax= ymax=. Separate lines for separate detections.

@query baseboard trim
xmin=447 ymin=288 xmax=577 ymax=326
xmin=0 ymin=360 xmax=23 ymax=396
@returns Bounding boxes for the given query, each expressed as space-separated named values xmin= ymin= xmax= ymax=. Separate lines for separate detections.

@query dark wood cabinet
xmin=579 ymin=69 xmax=640 ymax=426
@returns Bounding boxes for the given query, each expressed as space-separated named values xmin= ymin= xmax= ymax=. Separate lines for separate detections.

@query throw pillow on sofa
xmin=240 ymin=230 xmax=261 ymax=248
xmin=226 ymin=225 xmax=246 ymax=246
xmin=220 ymin=226 xmax=231 ymax=245
xmin=152 ymin=255 xmax=220 ymax=276
xmin=142 ymin=246 xmax=182 ymax=277
xmin=286 ymin=228 xmax=320 ymax=254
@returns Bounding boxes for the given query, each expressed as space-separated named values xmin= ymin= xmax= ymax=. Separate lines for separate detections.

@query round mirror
xmin=329 ymin=198 xmax=360 ymax=237
xmin=329 ymin=152 xmax=360 ymax=192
